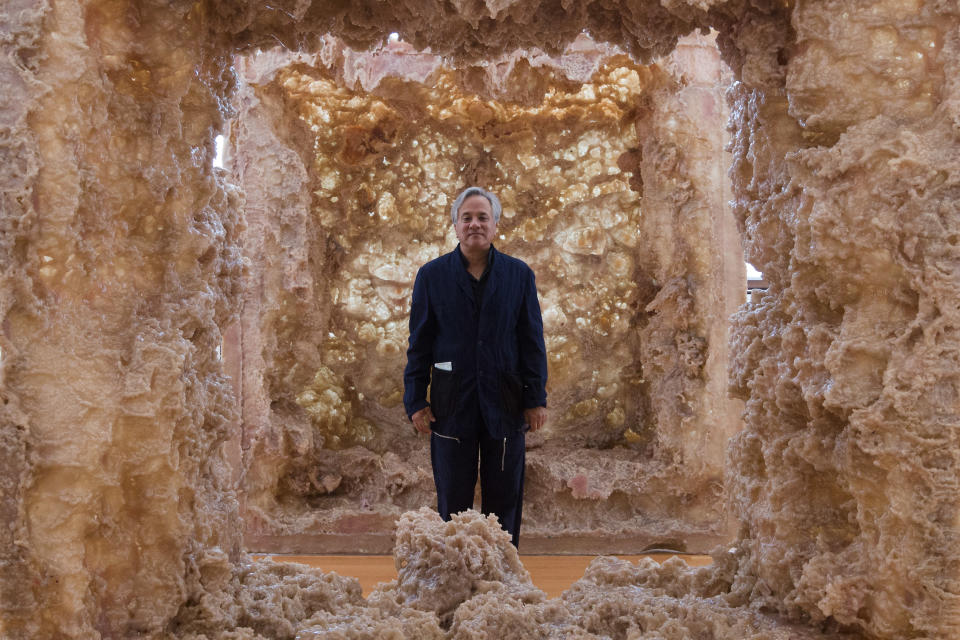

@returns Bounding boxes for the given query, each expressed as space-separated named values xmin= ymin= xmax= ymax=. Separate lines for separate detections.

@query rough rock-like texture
xmin=168 ymin=548 xmax=444 ymax=639
xmin=171 ymin=554 xmax=368 ymax=638
xmin=212 ymin=0 xmax=725 ymax=65
xmin=371 ymin=508 xmax=542 ymax=625
xmin=561 ymin=552 xmax=860 ymax=640
xmin=724 ymin=1 xmax=960 ymax=638
xmin=234 ymin=34 xmax=744 ymax=554
xmin=372 ymin=508 xmax=603 ymax=639
xmin=4 ymin=0 xmax=960 ymax=638
xmin=180 ymin=508 xmax=862 ymax=639
xmin=162 ymin=518 xmax=448 ymax=640
xmin=1 ymin=1 xmax=242 ymax=637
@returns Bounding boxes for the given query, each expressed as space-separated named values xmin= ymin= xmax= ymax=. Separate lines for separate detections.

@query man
xmin=403 ymin=186 xmax=548 ymax=547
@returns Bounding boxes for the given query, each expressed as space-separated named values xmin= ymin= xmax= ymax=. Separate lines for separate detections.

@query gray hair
xmin=450 ymin=186 xmax=502 ymax=224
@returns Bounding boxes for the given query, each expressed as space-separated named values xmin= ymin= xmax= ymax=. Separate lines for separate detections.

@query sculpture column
xmin=725 ymin=2 xmax=960 ymax=637
xmin=0 ymin=1 xmax=242 ymax=636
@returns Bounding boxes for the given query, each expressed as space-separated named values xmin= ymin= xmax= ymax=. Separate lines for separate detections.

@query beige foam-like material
xmin=213 ymin=0 xmax=730 ymax=64
xmin=1 ymin=1 xmax=243 ymax=637
xmin=725 ymin=1 xmax=960 ymax=638
xmin=170 ymin=543 xmax=445 ymax=639
xmin=562 ymin=554 xmax=859 ymax=640
xmin=368 ymin=509 xmax=543 ymax=626
xmin=171 ymin=508 xmax=860 ymax=639
xmin=2 ymin=0 xmax=960 ymax=638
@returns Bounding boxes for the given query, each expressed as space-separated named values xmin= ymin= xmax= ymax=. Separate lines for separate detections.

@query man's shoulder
xmin=415 ymin=250 xmax=457 ymax=282
xmin=494 ymin=249 xmax=534 ymax=275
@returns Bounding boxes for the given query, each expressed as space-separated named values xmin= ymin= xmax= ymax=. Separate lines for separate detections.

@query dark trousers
xmin=430 ymin=426 xmax=526 ymax=547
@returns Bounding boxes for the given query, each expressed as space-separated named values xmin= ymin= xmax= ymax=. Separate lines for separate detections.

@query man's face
xmin=454 ymin=194 xmax=498 ymax=252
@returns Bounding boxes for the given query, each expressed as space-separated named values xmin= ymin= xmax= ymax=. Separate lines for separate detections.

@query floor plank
xmin=256 ymin=554 xmax=712 ymax=599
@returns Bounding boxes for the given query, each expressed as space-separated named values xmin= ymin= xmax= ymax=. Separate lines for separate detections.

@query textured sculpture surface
xmin=235 ymin=34 xmax=743 ymax=554
xmin=2 ymin=0 xmax=959 ymax=639
xmin=1 ymin=1 xmax=244 ymax=636
xmin=724 ymin=2 xmax=960 ymax=638
xmin=175 ymin=508 xmax=860 ymax=639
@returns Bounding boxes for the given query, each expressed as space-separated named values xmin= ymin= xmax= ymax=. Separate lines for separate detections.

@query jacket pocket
xmin=430 ymin=366 xmax=460 ymax=419
xmin=500 ymin=371 xmax=524 ymax=417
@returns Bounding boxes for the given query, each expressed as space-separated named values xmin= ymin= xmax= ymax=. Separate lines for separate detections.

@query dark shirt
xmin=457 ymin=245 xmax=494 ymax=308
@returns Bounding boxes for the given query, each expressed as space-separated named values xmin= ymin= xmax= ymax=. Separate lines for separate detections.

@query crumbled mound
xmin=170 ymin=508 xmax=545 ymax=638
xmin=164 ymin=509 xmax=868 ymax=639
xmin=562 ymin=555 xmax=864 ymax=640
xmin=370 ymin=508 xmax=544 ymax=626
xmin=168 ymin=545 xmax=443 ymax=639
xmin=170 ymin=549 xmax=369 ymax=638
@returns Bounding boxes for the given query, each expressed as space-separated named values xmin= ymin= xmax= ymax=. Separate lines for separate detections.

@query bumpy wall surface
xmin=2 ymin=0 xmax=959 ymax=638
xmin=233 ymin=34 xmax=745 ymax=554
xmin=0 ymin=1 xmax=243 ymax=637
xmin=724 ymin=1 xmax=960 ymax=638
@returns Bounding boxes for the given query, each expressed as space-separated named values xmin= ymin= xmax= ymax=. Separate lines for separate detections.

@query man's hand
xmin=524 ymin=406 xmax=547 ymax=432
xmin=411 ymin=406 xmax=436 ymax=434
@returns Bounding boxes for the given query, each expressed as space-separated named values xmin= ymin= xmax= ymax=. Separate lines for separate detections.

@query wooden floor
xmin=258 ymin=554 xmax=712 ymax=599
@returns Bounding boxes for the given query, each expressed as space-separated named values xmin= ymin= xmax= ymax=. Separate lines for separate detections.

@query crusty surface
xmin=159 ymin=507 xmax=858 ymax=638
xmin=2 ymin=0 xmax=960 ymax=638
xmin=726 ymin=1 xmax=960 ymax=638
xmin=236 ymin=33 xmax=742 ymax=556
xmin=1 ymin=0 xmax=243 ymax=636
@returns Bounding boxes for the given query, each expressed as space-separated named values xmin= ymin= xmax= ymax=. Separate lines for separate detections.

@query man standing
xmin=403 ymin=186 xmax=547 ymax=547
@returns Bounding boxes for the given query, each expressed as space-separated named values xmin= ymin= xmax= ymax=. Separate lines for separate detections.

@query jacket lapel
xmin=451 ymin=246 xmax=476 ymax=309
xmin=480 ymin=246 xmax=502 ymax=313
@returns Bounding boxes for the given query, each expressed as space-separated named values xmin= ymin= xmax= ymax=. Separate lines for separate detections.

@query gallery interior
xmin=1 ymin=1 xmax=958 ymax=638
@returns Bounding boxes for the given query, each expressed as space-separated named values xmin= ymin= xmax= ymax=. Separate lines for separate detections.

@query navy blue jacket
xmin=403 ymin=245 xmax=548 ymax=439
